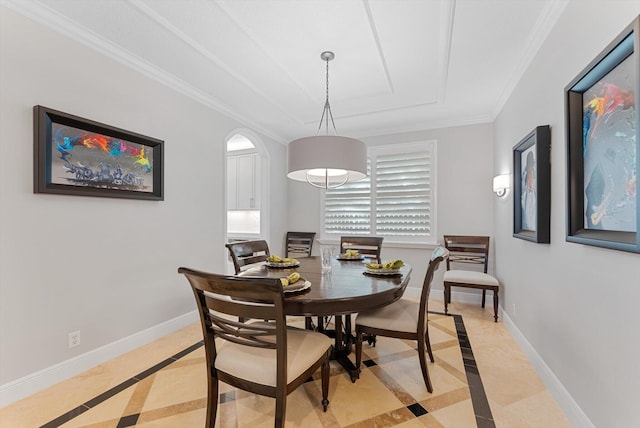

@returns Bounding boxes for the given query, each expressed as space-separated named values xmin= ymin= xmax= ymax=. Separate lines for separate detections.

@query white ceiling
xmin=5 ymin=0 xmax=568 ymax=143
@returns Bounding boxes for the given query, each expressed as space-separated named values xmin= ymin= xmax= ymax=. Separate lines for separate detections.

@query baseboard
xmin=500 ymin=310 xmax=595 ymax=428
xmin=417 ymin=286 xmax=594 ymax=427
xmin=0 ymin=310 xmax=199 ymax=408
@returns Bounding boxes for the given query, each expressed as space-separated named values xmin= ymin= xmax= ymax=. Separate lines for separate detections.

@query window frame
xmin=321 ymin=140 xmax=437 ymax=245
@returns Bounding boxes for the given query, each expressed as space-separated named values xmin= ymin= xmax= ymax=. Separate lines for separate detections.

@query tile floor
xmin=0 ymin=300 xmax=571 ymax=427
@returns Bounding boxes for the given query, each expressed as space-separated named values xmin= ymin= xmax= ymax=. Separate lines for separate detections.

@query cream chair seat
xmin=215 ymin=324 xmax=331 ymax=386
xmin=444 ymin=270 xmax=499 ymax=287
xmin=355 ymin=299 xmax=422 ymax=333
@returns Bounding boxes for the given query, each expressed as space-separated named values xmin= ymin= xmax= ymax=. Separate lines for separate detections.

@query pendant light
xmin=287 ymin=51 xmax=367 ymax=189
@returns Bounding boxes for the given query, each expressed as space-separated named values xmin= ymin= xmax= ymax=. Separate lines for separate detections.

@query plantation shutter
xmin=324 ymin=162 xmax=371 ymax=236
xmin=323 ymin=141 xmax=435 ymax=242
xmin=373 ymin=149 xmax=431 ymax=238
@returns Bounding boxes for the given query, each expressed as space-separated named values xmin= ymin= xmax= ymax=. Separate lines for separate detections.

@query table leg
xmin=331 ymin=315 xmax=359 ymax=382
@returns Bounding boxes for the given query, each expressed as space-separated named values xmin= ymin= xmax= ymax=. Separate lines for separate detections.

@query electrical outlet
xmin=512 ymin=303 xmax=517 ymax=316
xmin=68 ymin=330 xmax=80 ymax=348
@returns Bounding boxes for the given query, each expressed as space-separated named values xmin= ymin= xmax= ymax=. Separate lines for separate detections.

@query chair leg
xmin=425 ymin=329 xmax=434 ymax=363
xmin=481 ymin=289 xmax=486 ymax=308
xmin=493 ymin=289 xmax=499 ymax=322
xmin=321 ymin=357 xmax=330 ymax=411
xmin=444 ymin=284 xmax=450 ymax=314
xmin=274 ymin=388 xmax=286 ymax=428
xmin=417 ymin=335 xmax=433 ymax=393
xmin=206 ymin=368 xmax=219 ymax=428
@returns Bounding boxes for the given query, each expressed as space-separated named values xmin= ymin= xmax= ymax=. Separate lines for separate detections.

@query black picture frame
xmin=565 ymin=16 xmax=640 ymax=252
xmin=34 ymin=105 xmax=164 ymax=201
xmin=513 ymin=125 xmax=551 ymax=243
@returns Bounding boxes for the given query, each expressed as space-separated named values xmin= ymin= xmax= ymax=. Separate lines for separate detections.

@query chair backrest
xmin=442 ymin=235 xmax=490 ymax=273
xmin=285 ymin=232 xmax=316 ymax=258
xmin=225 ymin=240 xmax=271 ymax=274
xmin=418 ymin=247 xmax=449 ymax=328
xmin=177 ymin=267 xmax=287 ymax=387
xmin=339 ymin=236 xmax=384 ymax=263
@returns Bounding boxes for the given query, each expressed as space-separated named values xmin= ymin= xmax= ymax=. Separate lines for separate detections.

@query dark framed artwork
xmin=565 ymin=16 xmax=639 ymax=252
xmin=513 ymin=125 xmax=551 ymax=243
xmin=34 ymin=105 xmax=164 ymax=201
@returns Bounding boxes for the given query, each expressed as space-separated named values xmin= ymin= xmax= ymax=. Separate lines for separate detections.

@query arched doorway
xmin=224 ymin=130 xmax=269 ymax=247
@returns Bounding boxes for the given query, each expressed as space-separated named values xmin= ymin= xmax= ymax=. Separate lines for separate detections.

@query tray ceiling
xmin=3 ymin=0 xmax=568 ymax=143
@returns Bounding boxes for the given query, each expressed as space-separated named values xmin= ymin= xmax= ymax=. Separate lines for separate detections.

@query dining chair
xmin=225 ymin=239 xmax=270 ymax=274
xmin=355 ymin=247 xmax=448 ymax=392
xmin=442 ymin=235 xmax=500 ymax=322
xmin=178 ymin=267 xmax=332 ymax=428
xmin=334 ymin=236 xmax=384 ymax=353
xmin=339 ymin=236 xmax=384 ymax=263
xmin=285 ymin=231 xmax=316 ymax=257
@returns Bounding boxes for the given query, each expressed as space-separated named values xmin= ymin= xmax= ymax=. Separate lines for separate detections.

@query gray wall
xmin=493 ymin=1 xmax=640 ymax=426
xmin=0 ymin=5 xmax=288 ymax=399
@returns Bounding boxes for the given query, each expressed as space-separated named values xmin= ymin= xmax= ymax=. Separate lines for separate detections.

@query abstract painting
xmin=34 ymin=106 xmax=164 ymax=200
xmin=582 ymin=54 xmax=635 ymax=232
xmin=565 ymin=16 xmax=640 ymax=252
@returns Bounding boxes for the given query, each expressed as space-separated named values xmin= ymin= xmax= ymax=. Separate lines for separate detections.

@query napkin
xmin=343 ymin=249 xmax=360 ymax=257
xmin=268 ymin=255 xmax=298 ymax=263
xmin=365 ymin=260 xmax=404 ymax=270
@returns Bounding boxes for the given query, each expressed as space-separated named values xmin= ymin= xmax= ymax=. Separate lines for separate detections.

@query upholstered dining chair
xmin=355 ymin=247 xmax=448 ymax=393
xmin=339 ymin=236 xmax=384 ymax=263
xmin=285 ymin=231 xmax=316 ymax=258
xmin=442 ymin=235 xmax=500 ymax=322
xmin=225 ymin=239 xmax=270 ymax=274
xmin=178 ymin=267 xmax=332 ymax=428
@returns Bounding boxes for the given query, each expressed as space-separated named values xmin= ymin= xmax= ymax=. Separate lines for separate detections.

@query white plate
xmin=364 ymin=268 xmax=401 ymax=276
xmin=283 ymin=279 xmax=311 ymax=293
xmin=266 ymin=260 xmax=300 ymax=268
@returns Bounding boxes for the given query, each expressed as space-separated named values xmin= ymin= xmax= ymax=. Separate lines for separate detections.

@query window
xmin=323 ymin=141 xmax=436 ymax=243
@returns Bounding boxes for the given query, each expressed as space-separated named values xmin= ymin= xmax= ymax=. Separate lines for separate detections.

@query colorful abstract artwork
xmin=34 ymin=106 xmax=163 ymax=200
xmin=582 ymin=54 xmax=636 ymax=232
xmin=565 ymin=16 xmax=640 ymax=253
xmin=51 ymin=123 xmax=154 ymax=192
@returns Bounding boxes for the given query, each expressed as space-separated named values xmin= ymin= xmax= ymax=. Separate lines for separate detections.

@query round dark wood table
xmin=239 ymin=256 xmax=412 ymax=316
xmin=240 ymin=256 xmax=412 ymax=381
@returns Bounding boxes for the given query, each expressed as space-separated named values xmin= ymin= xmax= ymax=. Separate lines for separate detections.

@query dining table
xmin=239 ymin=256 xmax=412 ymax=381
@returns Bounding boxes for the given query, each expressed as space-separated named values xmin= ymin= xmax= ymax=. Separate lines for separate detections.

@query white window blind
xmin=323 ymin=141 xmax=436 ymax=243
xmin=324 ymin=161 xmax=371 ymax=235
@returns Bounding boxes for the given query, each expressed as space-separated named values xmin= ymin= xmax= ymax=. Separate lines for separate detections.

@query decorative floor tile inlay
xmin=40 ymin=313 xmax=493 ymax=427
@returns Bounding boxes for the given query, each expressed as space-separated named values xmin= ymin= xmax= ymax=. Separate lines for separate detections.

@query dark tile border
xmin=363 ymin=311 xmax=495 ymax=427
xmin=39 ymin=341 xmax=204 ymax=428
xmin=41 ymin=313 xmax=494 ymax=427
xmin=450 ymin=313 xmax=495 ymax=427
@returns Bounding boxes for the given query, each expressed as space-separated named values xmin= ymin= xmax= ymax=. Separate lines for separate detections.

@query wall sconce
xmin=492 ymin=174 xmax=510 ymax=197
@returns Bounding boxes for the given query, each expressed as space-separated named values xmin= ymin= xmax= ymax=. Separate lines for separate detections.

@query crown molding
xmin=0 ymin=0 xmax=288 ymax=144
xmin=491 ymin=0 xmax=570 ymax=119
